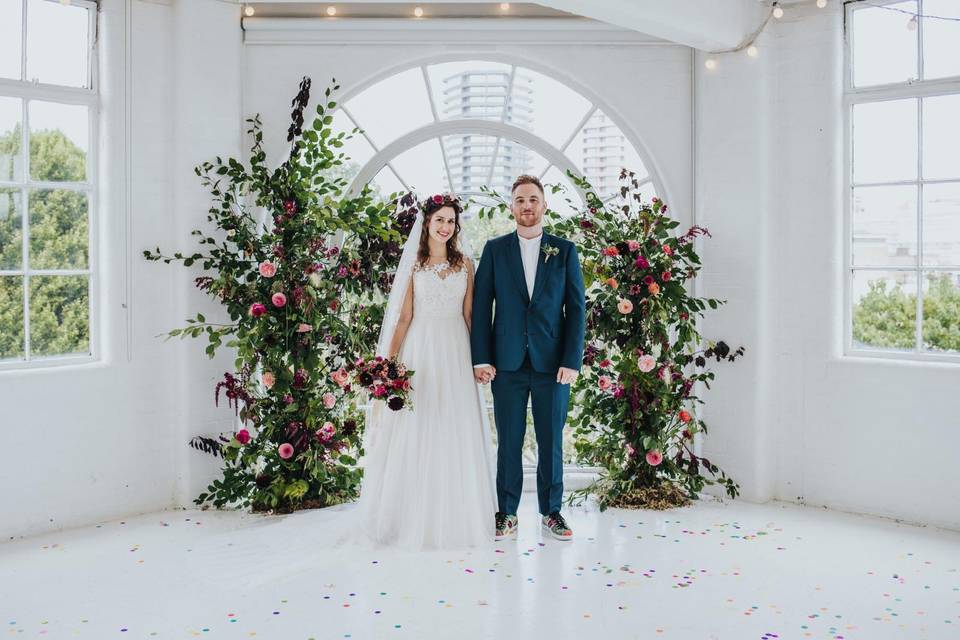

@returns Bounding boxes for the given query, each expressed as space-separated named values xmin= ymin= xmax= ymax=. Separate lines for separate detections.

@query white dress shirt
xmin=475 ymin=232 xmax=542 ymax=370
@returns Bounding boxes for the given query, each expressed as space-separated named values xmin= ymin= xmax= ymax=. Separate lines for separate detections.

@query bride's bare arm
xmin=388 ymin=279 xmax=415 ymax=358
xmin=463 ymin=258 xmax=474 ymax=333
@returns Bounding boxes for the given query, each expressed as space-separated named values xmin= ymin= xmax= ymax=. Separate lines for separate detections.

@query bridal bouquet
xmin=350 ymin=356 xmax=414 ymax=411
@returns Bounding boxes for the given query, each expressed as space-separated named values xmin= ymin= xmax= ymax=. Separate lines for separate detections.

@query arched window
xmin=335 ymin=58 xmax=660 ymax=256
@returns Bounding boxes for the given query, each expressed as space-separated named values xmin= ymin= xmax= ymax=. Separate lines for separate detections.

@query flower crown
xmin=420 ymin=192 xmax=462 ymax=215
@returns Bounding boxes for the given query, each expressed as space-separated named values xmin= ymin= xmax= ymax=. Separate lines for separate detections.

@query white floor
xmin=2 ymin=496 xmax=958 ymax=639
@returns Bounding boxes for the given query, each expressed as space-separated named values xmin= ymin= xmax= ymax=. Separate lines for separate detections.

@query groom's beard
xmin=515 ymin=210 xmax=543 ymax=227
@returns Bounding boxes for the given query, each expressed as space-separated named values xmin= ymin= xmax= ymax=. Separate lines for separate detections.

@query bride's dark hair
xmin=417 ymin=193 xmax=465 ymax=271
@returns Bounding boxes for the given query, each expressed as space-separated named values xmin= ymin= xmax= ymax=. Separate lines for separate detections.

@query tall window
xmin=846 ymin=0 xmax=960 ymax=360
xmin=0 ymin=0 xmax=97 ymax=367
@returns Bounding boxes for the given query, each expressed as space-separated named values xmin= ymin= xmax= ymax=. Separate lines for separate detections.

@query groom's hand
xmin=474 ymin=365 xmax=496 ymax=384
xmin=556 ymin=367 xmax=578 ymax=385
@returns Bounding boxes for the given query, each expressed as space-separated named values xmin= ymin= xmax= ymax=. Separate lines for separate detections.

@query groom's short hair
xmin=511 ymin=174 xmax=544 ymax=196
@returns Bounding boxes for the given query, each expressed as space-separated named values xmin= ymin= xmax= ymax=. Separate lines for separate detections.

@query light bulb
xmin=773 ymin=3 xmax=784 ymax=18
xmin=326 ymin=6 xmax=337 ymax=16
xmin=816 ymin=0 xmax=827 ymax=8
xmin=500 ymin=2 xmax=511 ymax=10
xmin=414 ymin=6 xmax=424 ymax=17
xmin=907 ymin=15 xmax=918 ymax=31
xmin=747 ymin=45 xmax=759 ymax=57
xmin=704 ymin=58 xmax=717 ymax=70
xmin=244 ymin=4 xmax=255 ymax=17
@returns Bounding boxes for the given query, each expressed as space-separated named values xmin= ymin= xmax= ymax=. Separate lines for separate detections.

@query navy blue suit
xmin=471 ymin=230 xmax=586 ymax=516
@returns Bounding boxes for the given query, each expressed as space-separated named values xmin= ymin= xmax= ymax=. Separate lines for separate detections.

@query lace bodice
xmin=412 ymin=261 xmax=468 ymax=319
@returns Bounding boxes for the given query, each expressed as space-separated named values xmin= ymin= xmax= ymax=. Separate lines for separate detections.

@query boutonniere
xmin=542 ymin=244 xmax=560 ymax=263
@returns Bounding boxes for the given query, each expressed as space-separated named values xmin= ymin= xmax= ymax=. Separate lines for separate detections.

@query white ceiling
xmin=242 ymin=0 xmax=777 ymax=50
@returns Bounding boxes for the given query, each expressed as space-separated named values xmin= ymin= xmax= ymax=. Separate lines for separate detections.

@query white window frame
xmin=843 ymin=0 xmax=960 ymax=363
xmin=0 ymin=0 xmax=100 ymax=370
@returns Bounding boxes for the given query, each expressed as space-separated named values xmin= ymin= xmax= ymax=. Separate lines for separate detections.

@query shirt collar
xmin=517 ymin=232 xmax=543 ymax=244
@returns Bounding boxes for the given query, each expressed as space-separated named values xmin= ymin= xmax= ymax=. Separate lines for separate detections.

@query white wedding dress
xmin=353 ymin=260 xmax=497 ymax=550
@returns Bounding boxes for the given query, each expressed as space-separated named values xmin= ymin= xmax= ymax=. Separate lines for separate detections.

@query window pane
xmin=26 ymin=0 xmax=90 ymax=88
xmin=28 ymin=274 xmax=89 ymax=357
xmin=922 ymin=94 xmax=960 ymax=181
xmin=443 ymin=133 xmax=498 ymax=196
xmin=567 ymin=109 xmax=648 ymax=199
xmin=370 ymin=165 xmax=406 ymax=202
xmin=852 ymin=185 xmax=917 ymax=266
xmin=326 ymin=109 xmax=376 ymax=188
xmin=922 ymin=182 xmax=960 ymax=267
xmin=0 ymin=188 xmax=23 ymax=269
xmin=522 ymin=67 xmax=592 ymax=148
xmin=344 ymin=67 xmax=433 ymax=148
xmin=29 ymin=101 xmax=88 ymax=182
xmin=389 ymin=137 xmax=448 ymax=196
xmin=0 ymin=276 xmax=25 ymax=361
xmin=851 ymin=1 xmax=918 ymax=87
xmin=852 ymin=99 xmax=917 ymax=184
xmin=0 ymin=97 xmax=23 ymax=182
xmin=460 ymin=196 xmax=516 ymax=263
xmin=922 ymin=0 xmax=960 ymax=80
xmin=541 ymin=165 xmax=582 ymax=219
xmin=29 ymin=188 xmax=88 ymax=270
xmin=922 ymin=271 xmax=960 ymax=353
xmin=427 ymin=61 xmax=514 ymax=122
xmin=0 ymin=0 xmax=22 ymax=80
xmin=851 ymin=269 xmax=917 ymax=351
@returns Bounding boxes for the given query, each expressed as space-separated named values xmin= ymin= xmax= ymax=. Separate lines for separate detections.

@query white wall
xmin=0 ymin=0 xmax=242 ymax=540
xmin=697 ymin=2 xmax=960 ymax=531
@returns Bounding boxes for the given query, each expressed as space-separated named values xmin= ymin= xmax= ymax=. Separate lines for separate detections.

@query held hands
xmin=474 ymin=365 xmax=496 ymax=385
xmin=556 ymin=367 xmax=578 ymax=385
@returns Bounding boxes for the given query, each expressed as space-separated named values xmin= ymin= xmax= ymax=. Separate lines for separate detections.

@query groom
xmin=471 ymin=175 xmax=586 ymax=542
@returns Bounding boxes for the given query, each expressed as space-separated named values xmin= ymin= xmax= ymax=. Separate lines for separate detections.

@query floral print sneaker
xmin=494 ymin=512 xmax=518 ymax=541
xmin=542 ymin=511 xmax=573 ymax=541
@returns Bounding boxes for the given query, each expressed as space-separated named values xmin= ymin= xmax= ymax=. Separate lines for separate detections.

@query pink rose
xmin=598 ymin=375 xmax=612 ymax=390
xmin=316 ymin=422 xmax=336 ymax=443
xmin=617 ymin=298 xmax=633 ymax=314
xmin=249 ymin=302 xmax=267 ymax=318
xmin=258 ymin=261 xmax=277 ymax=278
xmin=646 ymin=449 xmax=663 ymax=466
xmin=296 ymin=323 xmax=313 ymax=333
xmin=662 ymin=244 xmax=673 ymax=256
xmin=635 ymin=255 xmax=650 ymax=269
xmin=626 ymin=443 xmax=636 ymax=457
xmin=661 ymin=270 xmax=671 ymax=282
xmin=432 ymin=194 xmax=444 ymax=205
xmin=278 ymin=443 xmax=294 ymax=459
xmin=643 ymin=275 xmax=654 ymax=285
xmin=236 ymin=429 xmax=250 ymax=445
xmin=373 ymin=385 xmax=388 ymax=398
xmin=638 ymin=354 xmax=656 ymax=373
xmin=627 ymin=240 xmax=641 ymax=252
xmin=262 ymin=371 xmax=275 ymax=389
xmin=322 ymin=392 xmax=336 ymax=409
xmin=271 ymin=292 xmax=287 ymax=308
xmin=331 ymin=368 xmax=349 ymax=387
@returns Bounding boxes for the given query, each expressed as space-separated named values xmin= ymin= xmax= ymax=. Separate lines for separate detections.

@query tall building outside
xmin=580 ymin=111 xmax=628 ymax=195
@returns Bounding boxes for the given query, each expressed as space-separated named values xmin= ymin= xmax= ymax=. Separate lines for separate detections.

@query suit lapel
xmin=506 ymin=231 xmax=530 ymax=304
xmin=530 ymin=232 xmax=553 ymax=305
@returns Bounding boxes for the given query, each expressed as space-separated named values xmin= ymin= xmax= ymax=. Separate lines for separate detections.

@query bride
xmin=352 ymin=192 xmax=497 ymax=550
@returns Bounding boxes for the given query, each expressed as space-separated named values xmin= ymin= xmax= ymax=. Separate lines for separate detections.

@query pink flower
xmin=643 ymin=275 xmax=655 ymax=285
xmin=316 ymin=422 xmax=336 ymax=443
xmin=635 ymin=255 xmax=650 ymax=269
xmin=296 ymin=323 xmax=313 ymax=333
xmin=373 ymin=385 xmax=388 ymax=398
xmin=258 ymin=261 xmax=277 ymax=278
xmin=662 ymin=244 xmax=673 ymax=256
xmin=659 ymin=366 xmax=671 ymax=382
xmin=322 ymin=392 xmax=336 ymax=409
xmin=648 ymin=282 xmax=660 ymax=295
xmin=598 ymin=375 xmax=612 ymax=391
xmin=432 ymin=194 xmax=444 ymax=205
xmin=646 ymin=449 xmax=663 ymax=466
xmin=627 ymin=240 xmax=641 ymax=252
xmin=602 ymin=246 xmax=620 ymax=257
xmin=626 ymin=443 xmax=636 ymax=457
xmin=661 ymin=270 xmax=671 ymax=282
xmin=262 ymin=371 xmax=275 ymax=389
xmin=612 ymin=385 xmax=625 ymax=399
xmin=638 ymin=354 xmax=656 ymax=373
xmin=283 ymin=199 xmax=297 ymax=214
xmin=617 ymin=298 xmax=633 ymax=314
xmin=679 ymin=410 xmax=692 ymax=423
xmin=599 ymin=358 xmax=612 ymax=369
xmin=236 ymin=429 xmax=250 ymax=445
xmin=331 ymin=368 xmax=349 ymax=387
xmin=278 ymin=443 xmax=294 ymax=459
xmin=249 ymin=302 xmax=267 ymax=318
xmin=283 ymin=394 xmax=294 ymax=404
xmin=271 ymin=292 xmax=287 ymax=308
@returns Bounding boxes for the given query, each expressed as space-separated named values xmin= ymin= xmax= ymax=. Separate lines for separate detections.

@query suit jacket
xmin=471 ymin=230 xmax=586 ymax=373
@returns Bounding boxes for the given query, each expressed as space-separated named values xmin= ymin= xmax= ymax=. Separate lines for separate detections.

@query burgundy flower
xmin=283 ymin=394 xmax=294 ymax=404
xmin=387 ymin=396 xmax=405 ymax=411
xmin=292 ymin=369 xmax=308 ymax=389
xmin=635 ymin=255 xmax=650 ymax=269
xmin=580 ymin=219 xmax=594 ymax=229
xmin=643 ymin=275 xmax=654 ymax=285
xmin=283 ymin=199 xmax=298 ymax=214
xmin=661 ymin=270 xmax=671 ymax=282
xmin=432 ymin=194 xmax=444 ymax=205
xmin=249 ymin=302 xmax=267 ymax=318
xmin=629 ymin=284 xmax=642 ymax=296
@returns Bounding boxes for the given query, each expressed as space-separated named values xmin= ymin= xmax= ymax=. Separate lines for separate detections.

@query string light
xmin=747 ymin=45 xmax=758 ymax=57
xmin=816 ymin=0 xmax=828 ymax=8
xmin=500 ymin=2 xmax=511 ymax=10
xmin=326 ymin=6 xmax=337 ymax=16
xmin=772 ymin=2 xmax=784 ymax=19
xmin=704 ymin=58 xmax=717 ymax=70
xmin=243 ymin=4 xmax=255 ymax=17
xmin=413 ymin=6 xmax=424 ymax=18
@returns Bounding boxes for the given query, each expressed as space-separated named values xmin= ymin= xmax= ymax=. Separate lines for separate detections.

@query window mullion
xmin=20 ymin=0 xmax=27 ymax=82
xmin=915 ymin=95 xmax=923 ymax=353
